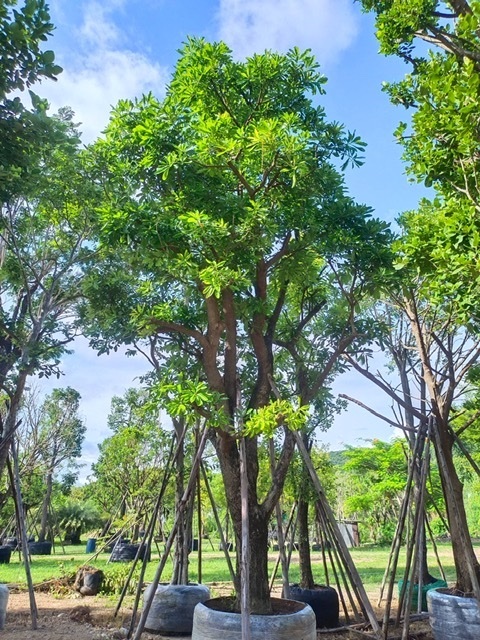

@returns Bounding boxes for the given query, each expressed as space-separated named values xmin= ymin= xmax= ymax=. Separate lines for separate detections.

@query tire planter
xmin=397 ymin=578 xmax=447 ymax=612
xmin=191 ymin=597 xmax=316 ymax=640
xmin=0 ymin=584 xmax=8 ymax=630
xmin=286 ymin=584 xmax=339 ymax=629
xmin=427 ymin=588 xmax=480 ymax=640
xmin=144 ymin=582 xmax=210 ymax=635
xmin=28 ymin=541 xmax=52 ymax=555
xmin=0 ymin=546 xmax=11 ymax=564
xmin=109 ymin=543 xmax=150 ymax=562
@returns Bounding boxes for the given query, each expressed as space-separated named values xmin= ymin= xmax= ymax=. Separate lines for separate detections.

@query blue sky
xmin=35 ymin=0 xmax=426 ymax=473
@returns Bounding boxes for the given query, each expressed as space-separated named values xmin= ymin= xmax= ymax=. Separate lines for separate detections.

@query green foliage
xmin=101 ymin=563 xmax=142 ymax=595
xmin=244 ymin=399 xmax=309 ymax=438
xmin=90 ymin=388 xmax=168 ymax=516
xmin=55 ymin=499 xmax=103 ymax=543
xmin=340 ymin=439 xmax=409 ymax=543
xmin=360 ymin=1 xmax=480 ymax=320
xmin=0 ymin=0 xmax=63 ymax=201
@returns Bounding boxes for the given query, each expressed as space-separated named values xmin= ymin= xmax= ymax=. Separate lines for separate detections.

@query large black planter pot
xmin=28 ymin=541 xmax=52 ymax=555
xmin=286 ymin=584 xmax=339 ymax=628
xmin=109 ymin=543 xmax=150 ymax=562
xmin=0 ymin=546 xmax=11 ymax=564
xmin=191 ymin=597 xmax=316 ymax=640
xmin=427 ymin=588 xmax=480 ymax=640
xmin=144 ymin=582 xmax=210 ymax=635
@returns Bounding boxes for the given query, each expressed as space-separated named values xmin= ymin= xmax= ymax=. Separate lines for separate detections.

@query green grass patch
xmin=0 ymin=541 xmax=470 ymax=594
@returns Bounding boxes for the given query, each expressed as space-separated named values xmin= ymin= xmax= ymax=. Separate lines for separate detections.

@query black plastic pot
xmin=0 ymin=546 xmax=12 ymax=564
xmin=4 ymin=537 xmax=17 ymax=549
xmin=109 ymin=542 xmax=150 ymax=562
xmin=80 ymin=569 xmax=104 ymax=596
xmin=287 ymin=584 xmax=339 ymax=629
xmin=28 ymin=541 xmax=52 ymax=555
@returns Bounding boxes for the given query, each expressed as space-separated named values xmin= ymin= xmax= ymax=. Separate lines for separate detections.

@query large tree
xmin=360 ymin=0 xmax=480 ymax=595
xmin=88 ymin=38 xmax=391 ymax=612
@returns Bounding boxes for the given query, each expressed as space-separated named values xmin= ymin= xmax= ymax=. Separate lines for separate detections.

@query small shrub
xmin=101 ymin=563 xmax=141 ymax=595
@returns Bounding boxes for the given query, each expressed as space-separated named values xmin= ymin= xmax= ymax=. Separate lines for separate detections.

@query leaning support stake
xmin=293 ymin=430 xmax=382 ymax=639
xmin=269 ymin=374 xmax=382 ymax=640
xmin=8 ymin=441 xmax=38 ymax=630
xmin=131 ymin=422 xmax=210 ymax=640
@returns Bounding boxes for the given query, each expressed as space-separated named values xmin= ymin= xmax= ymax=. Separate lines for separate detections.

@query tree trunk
xmin=297 ymin=497 xmax=314 ymax=588
xmin=38 ymin=468 xmax=53 ymax=543
xmin=213 ymin=429 xmax=295 ymax=613
xmin=0 ymin=373 xmax=27 ymax=482
xmin=433 ymin=421 xmax=480 ymax=593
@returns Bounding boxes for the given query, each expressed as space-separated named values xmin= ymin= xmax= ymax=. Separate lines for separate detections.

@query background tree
xmin=359 ymin=0 xmax=480 ymax=594
xmin=36 ymin=387 xmax=85 ymax=542
xmin=0 ymin=109 xmax=97 ymax=482
xmin=90 ymin=388 xmax=167 ymax=540
xmin=86 ymin=38 xmax=391 ymax=611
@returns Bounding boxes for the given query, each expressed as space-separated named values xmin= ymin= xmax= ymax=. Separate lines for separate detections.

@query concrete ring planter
xmin=191 ymin=596 xmax=316 ymax=640
xmin=144 ymin=582 xmax=210 ymax=635
xmin=427 ymin=587 xmax=480 ymax=640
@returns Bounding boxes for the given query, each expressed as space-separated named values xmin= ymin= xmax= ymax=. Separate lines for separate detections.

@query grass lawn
xmin=1 ymin=539 xmax=472 ymax=596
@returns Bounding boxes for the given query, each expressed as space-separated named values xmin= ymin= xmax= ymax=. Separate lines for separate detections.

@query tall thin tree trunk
xmin=38 ymin=468 xmax=53 ymax=543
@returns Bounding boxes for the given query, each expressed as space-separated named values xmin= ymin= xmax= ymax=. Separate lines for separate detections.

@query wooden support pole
xmin=292 ymin=431 xmax=382 ymax=639
xmin=131 ymin=422 xmax=209 ymax=640
xmin=8 ymin=442 xmax=38 ymax=630
xmin=201 ymin=462 xmax=237 ymax=585
xmin=268 ymin=439 xmax=290 ymax=598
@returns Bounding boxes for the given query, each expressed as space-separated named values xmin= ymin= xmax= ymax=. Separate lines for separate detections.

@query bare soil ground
xmin=2 ymin=588 xmax=434 ymax=640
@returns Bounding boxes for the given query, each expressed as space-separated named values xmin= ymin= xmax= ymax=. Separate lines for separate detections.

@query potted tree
xmin=86 ymin=37 xmax=391 ymax=635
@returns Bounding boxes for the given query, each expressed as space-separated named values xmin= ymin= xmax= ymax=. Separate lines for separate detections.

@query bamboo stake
xmin=316 ymin=503 xmax=352 ymax=624
xmin=401 ymin=435 xmax=430 ymax=640
xmin=380 ymin=425 xmax=425 ymax=637
xmin=292 ymin=431 xmax=382 ymax=639
xmin=119 ymin=430 xmax=182 ymax=623
xmin=239 ymin=433 xmax=252 ymax=640
xmin=268 ymin=439 xmax=290 ymax=598
xmin=268 ymin=501 xmax=297 ymax=591
xmin=197 ymin=451 xmax=202 ymax=584
xmin=201 ymin=461 xmax=236 ymax=584
xmin=131 ymin=422 xmax=209 ymax=640
xmin=8 ymin=442 xmax=38 ymax=629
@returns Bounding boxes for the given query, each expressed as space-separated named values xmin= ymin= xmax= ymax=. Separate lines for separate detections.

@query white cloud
xmin=41 ymin=1 xmax=168 ymax=143
xmin=217 ymin=0 xmax=358 ymax=64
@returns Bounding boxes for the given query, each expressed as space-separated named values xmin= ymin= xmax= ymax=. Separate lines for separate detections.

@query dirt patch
xmin=2 ymin=591 xmax=171 ymax=640
xmin=2 ymin=589 xmax=434 ymax=639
